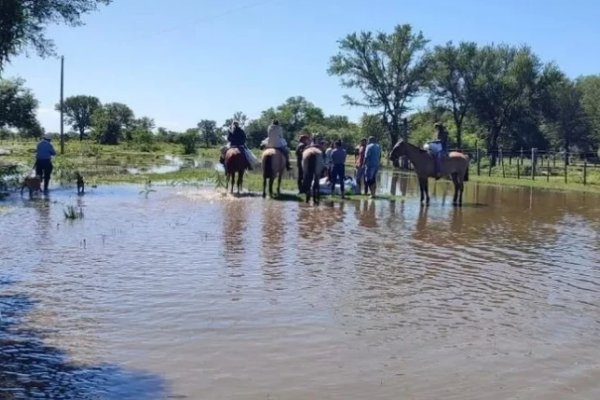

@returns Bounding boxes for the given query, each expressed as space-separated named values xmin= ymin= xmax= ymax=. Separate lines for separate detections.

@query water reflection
xmin=222 ymin=199 xmax=248 ymax=268
xmin=261 ymin=201 xmax=286 ymax=282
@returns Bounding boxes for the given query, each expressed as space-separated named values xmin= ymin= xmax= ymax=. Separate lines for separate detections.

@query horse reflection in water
xmin=222 ymin=199 xmax=249 ymax=268
xmin=261 ymin=201 xmax=286 ymax=283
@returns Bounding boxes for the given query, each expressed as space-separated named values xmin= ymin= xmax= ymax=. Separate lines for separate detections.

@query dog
xmin=75 ymin=172 xmax=85 ymax=195
xmin=20 ymin=176 xmax=42 ymax=197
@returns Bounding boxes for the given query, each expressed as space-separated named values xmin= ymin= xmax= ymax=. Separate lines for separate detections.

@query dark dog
xmin=75 ymin=172 xmax=85 ymax=195
xmin=20 ymin=176 xmax=42 ymax=197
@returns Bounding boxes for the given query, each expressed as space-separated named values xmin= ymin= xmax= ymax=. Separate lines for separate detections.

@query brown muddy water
xmin=1 ymin=175 xmax=600 ymax=400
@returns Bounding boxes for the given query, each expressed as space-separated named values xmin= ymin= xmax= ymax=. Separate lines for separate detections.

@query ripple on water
xmin=2 ymin=183 xmax=600 ymax=399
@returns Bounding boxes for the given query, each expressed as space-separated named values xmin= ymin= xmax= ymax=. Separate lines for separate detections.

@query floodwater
xmin=2 ymin=175 xmax=600 ymax=400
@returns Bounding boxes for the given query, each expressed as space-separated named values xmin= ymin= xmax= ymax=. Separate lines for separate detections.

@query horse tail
xmin=263 ymin=154 xmax=273 ymax=179
xmin=463 ymin=162 xmax=470 ymax=182
xmin=307 ymin=152 xmax=317 ymax=185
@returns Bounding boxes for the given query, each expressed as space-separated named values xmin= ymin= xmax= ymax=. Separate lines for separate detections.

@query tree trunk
xmin=456 ymin=125 xmax=462 ymax=150
xmin=389 ymin=132 xmax=400 ymax=168
xmin=487 ymin=128 xmax=500 ymax=167
xmin=79 ymin=127 xmax=85 ymax=142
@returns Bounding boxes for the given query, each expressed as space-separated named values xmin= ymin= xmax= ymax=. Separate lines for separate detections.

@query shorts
xmin=365 ymin=165 xmax=379 ymax=184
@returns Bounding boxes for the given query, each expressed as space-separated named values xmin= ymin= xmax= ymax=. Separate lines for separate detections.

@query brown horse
xmin=224 ymin=147 xmax=249 ymax=194
xmin=261 ymin=148 xmax=286 ymax=198
xmin=301 ymin=146 xmax=325 ymax=205
xmin=390 ymin=140 xmax=469 ymax=207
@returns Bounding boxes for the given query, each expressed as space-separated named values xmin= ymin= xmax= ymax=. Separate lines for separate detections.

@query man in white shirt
xmin=264 ymin=120 xmax=291 ymax=170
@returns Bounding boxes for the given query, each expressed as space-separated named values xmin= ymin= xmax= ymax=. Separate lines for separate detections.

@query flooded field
xmin=1 ymin=175 xmax=600 ymax=400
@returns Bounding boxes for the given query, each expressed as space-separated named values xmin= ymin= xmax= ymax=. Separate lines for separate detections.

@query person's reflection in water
xmin=390 ymin=174 xmax=398 ymax=197
xmin=261 ymin=201 xmax=285 ymax=283
xmin=222 ymin=199 xmax=248 ymax=268
xmin=34 ymin=198 xmax=52 ymax=248
xmin=356 ymin=199 xmax=377 ymax=229
xmin=413 ymin=206 xmax=429 ymax=242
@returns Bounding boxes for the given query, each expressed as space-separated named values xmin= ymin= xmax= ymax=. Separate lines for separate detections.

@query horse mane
xmin=400 ymin=140 xmax=427 ymax=154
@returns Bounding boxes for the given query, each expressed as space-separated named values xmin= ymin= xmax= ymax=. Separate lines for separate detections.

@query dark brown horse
xmin=301 ymin=146 xmax=325 ymax=205
xmin=224 ymin=147 xmax=249 ymax=194
xmin=390 ymin=140 xmax=469 ymax=207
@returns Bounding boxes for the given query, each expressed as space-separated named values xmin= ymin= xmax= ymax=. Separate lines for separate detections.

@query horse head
xmin=389 ymin=140 xmax=407 ymax=162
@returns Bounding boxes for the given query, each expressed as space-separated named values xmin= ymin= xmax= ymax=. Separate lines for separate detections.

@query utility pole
xmin=60 ymin=56 xmax=65 ymax=155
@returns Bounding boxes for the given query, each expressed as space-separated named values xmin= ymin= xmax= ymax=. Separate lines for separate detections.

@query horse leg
xmin=458 ymin=178 xmax=464 ymax=207
xmin=262 ymin=176 xmax=267 ymax=198
xmin=277 ymin=172 xmax=282 ymax=196
xmin=451 ymin=172 xmax=459 ymax=206
xmin=313 ymin=176 xmax=319 ymax=205
xmin=418 ymin=177 xmax=425 ymax=205
xmin=269 ymin=177 xmax=274 ymax=198
xmin=237 ymin=171 xmax=243 ymax=194
xmin=424 ymin=179 xmax=430 ymax=206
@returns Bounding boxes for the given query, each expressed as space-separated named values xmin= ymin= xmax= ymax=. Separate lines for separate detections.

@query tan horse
xmin=224 ymin=147 xmax=248 ymax=194
xmin=301 ymin=146 xmax=325 ymax=205
xmin=261 ymin=148 xmax=286 ymax=198
xmin=390 ymin=140 xmax=469 ymax=207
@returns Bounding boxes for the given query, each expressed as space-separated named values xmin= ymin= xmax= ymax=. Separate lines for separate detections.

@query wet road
xmin=1 ymin=175 xmax=600 ymax=399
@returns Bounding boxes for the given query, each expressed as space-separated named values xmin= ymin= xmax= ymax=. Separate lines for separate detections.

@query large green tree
xmin=55 ymin=95 xmax=101 ymax=141
xmin=0 ymin=77 xmax=38 ymax=129
xmin=197 ymin=119 xmax=218 ymax=148
xmin=427 ymin=41 xmax=482 ymax=149
xmin=470 ymin=44 xmax=545 ymax=165
xmin=577 ymin=75 xmax=600 ymax=147
xmin=0 ymin=0 xmax=112 ymax=72
xmin=223 ymin=111 xmax=248 ymax=129
xmin=328 ymin=24 xmax=430 ymax=167
xmin=91 ymin=102 xmax=134 ymax=144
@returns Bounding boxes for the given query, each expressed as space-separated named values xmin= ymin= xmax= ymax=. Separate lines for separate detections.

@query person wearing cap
xmin=364 ymin=136 xmax=381 ymax=197
xmin=295 ymin=134 xmax=310 ymax=193
xmin=35 ymin=133 xmax=56 ymax=193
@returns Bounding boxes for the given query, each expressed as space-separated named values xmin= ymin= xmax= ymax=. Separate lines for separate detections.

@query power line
xmin=126 ymin=0 xmax=281 ymax=44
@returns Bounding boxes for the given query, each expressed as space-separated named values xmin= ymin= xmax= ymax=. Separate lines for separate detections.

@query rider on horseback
xmin=220 ymin=121 xmax=252 ymax=170
xmin=263 ymin=120 xmax=292 ymax=171
xmin=431 ymin=122 xmax=448 ymax=180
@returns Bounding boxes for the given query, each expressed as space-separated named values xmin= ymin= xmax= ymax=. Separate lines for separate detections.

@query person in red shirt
xmin=354 ymin=138 xmax=367 ymax=195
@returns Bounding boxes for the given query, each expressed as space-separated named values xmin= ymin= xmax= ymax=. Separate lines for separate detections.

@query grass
xmin=63 ymin=204 xmax=84 ymax=220
xmin=3 ymin=139 xmax=600 ymax=195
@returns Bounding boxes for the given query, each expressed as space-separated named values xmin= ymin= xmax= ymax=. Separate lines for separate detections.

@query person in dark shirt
xmin=295 ymin=134 xmax=310 ymax=194
xmin=433 ymin=122 xmax=448 ymax=179
xmin=224 ymin=121 xmax=252 ymax=170
xmin=330 ymin=140 xmax=347 ymax=198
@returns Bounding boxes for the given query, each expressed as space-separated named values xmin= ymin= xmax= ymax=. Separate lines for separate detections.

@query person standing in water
xmin=364 ymin=136 xmax=381 ymax=198
xmin=330 ymin=139 xmax=347 ymax=198
xmin=295 ymin=134 xmax=310 ymax=194
xmin=354 ymin=137 xmax=367 ymax=195
xmin=35 ymin=133 xmax=56 ymax=193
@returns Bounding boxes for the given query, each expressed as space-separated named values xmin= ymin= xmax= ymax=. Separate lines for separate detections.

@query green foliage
xmin=197 ymin=120 xmax=218 ymax=148
xmin=328 ymin=24 xmax=430 ymax=147
xmin=223 ymin=111 xmax=248 ymax=129
xmin=56 ymin=95 xmax=101 ymax=141
xmin=0 ymin=77 xmax=39 ymax=129
xmin=90 ymin=102 xmax=134 ymax=144
xmin=180 ymin=128 xmax=199 ymax=155
xmin=0 ymin=0 xmax=112 ymax=72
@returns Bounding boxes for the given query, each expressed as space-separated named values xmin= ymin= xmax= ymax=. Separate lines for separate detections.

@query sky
xmin=4 ymin=0 xmax=600 ymax=133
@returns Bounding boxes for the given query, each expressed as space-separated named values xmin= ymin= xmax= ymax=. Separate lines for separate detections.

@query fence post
xmin=476 ymin=148 xmax=481 ymax=176
xmin=547 ymin=157 xmax=550 ymax=182
xmin=520 ymin=148 xmax=524 ymax=166
xmin=564 ymin=151 xmax=568 ymax=183
xmin=500 ymin=148 xmax=505 ymax=178
xmin=517 ymin=160 xmax=520 ymax=179
xmin=583 ymin=160 xmax=587 ymax=185
xmin=531 ymin=148 xmax=537 ymax=180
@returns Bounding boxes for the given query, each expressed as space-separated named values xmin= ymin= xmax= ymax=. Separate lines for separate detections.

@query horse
xmin=390 ymin=140 xmax=469 ymax=207
xmin=261 ymin=148 xmax=286 ymax=198
xmin=224 ymin=147 xmax=249 ymax=194
xmin=301 ymin=146 xmax=325 ymax=205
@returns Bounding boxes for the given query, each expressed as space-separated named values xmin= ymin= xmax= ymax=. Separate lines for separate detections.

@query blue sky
xmin=4 ymin=0 xmax=599 ymax=133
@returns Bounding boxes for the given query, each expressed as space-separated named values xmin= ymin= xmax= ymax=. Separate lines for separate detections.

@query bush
xmin=180 ymin=131 xmax=199 ymax=155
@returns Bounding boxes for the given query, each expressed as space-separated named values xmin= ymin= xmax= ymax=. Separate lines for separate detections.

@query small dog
xmin=75 ymin=172 xmax=85 ymax=195
xmin=20 ymin=176 xmax=42 ymax=197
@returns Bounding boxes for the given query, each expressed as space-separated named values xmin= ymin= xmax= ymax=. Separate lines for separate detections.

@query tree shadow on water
xmin=0 ymin=280 xmax=171 ymax=400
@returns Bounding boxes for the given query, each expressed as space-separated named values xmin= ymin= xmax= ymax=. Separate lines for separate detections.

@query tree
xmin=275 ymin=96 xmax=325 ymax=142
xmin=223 ymin=111 xmax=248 ymax=129
xmin=0 ymin=77 xmax=38 ymax=129
xmin=0 ymin=0 xmax=112 ymax=72
xmin=328 ymin=24 xmax=430 ymax=167
xmin=90 ymin=102 xmax=134 ymax=144
xmin=470 ymin=44 xmax=544 ymax=165
xmin=539 ymin=67 xmax=589 ymax=158
xmin=197 ymin=119 xmax=218 ymax=148
xmin=427 ymin=41 xmax=482 ymax=149
xmin=577 ymin=75 xmax=600 ymax=147
xmin=55 ymin=95 xmax=101 ymax=141
xmin=17 ymin=120 xmax=44 ymax=139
